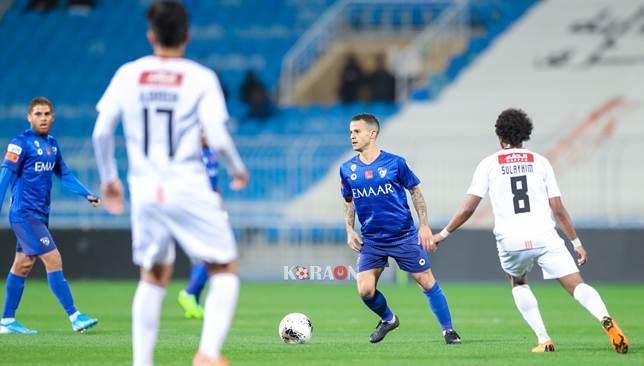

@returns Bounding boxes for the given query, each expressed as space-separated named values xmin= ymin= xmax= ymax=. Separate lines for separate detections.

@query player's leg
xmin=356 ymin=266 xmax=398 ymax=343
xmin=499 ymin=248 xmax=553 ymax=351
xmin=396 ymin=241 xmax=460 ymax=344
xmin=0 ymin=251 xmax=37 ymax=334
xmin=509 ymin=274 xmax=554 ymax=352
xmin=545 ymin=247 xmax=629 ymax=353
xmin=193 ymin=261 xmax=239 ymax=366
xmin=165 ymin=190 xmax=238 ymax=365
xmin=39 ymin=249 xmax=97 ymax=332
xmin=133 ymin=263 xmax=174 ymax=366
xmin=178 ymin=262 xmax=208 ymax=319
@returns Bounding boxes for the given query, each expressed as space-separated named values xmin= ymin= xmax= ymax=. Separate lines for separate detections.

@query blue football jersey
xmin=202 ymin=147 xmax=219 ymax=191
xmin=339 ymin=151 xmax=421 ymax=245
xmin=1 ymin=129 xmax=89 ymax=223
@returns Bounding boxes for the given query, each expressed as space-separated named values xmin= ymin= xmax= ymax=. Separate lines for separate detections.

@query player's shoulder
xmin=380 ymin=150 xmax=405 ymax=161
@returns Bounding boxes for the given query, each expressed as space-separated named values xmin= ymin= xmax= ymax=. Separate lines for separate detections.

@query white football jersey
xmin=467 ymin=148 xmax=562 ymax=251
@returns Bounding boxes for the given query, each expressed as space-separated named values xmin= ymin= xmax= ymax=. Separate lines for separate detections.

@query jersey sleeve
xmin=466 ymin=158 xmax=490 ymax=198
xmin=1 ymin=137 xmax=26 ymax=172
xmin=542 ymin=157 xmax=562 ymax=198
xmin=397 ymin=158 xmax=420 ymax=189
xmin=96 ymin=66 xmax=124 ymax=117
xmin=339 ymin=167 xmax=352 ymax=200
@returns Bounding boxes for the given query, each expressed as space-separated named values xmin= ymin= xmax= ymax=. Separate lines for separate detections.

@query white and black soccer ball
xmin=278 ymin=313 xmax=313 ymax=344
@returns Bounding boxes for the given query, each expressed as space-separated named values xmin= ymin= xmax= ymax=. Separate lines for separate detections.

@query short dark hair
xmin=28 ymin=97 xmax=54 ymax=113
xmin=351 ymin=113 xmax=380 ymax=135
xmin=146 ymin=1 xmax=189 ymax=48
xmin=495 ymin=108 xmax=533 ymax=146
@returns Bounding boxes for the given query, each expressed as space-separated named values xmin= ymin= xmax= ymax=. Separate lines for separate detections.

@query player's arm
xmin=1 ymin=138 xmax=26 ymax=215
xmin=408 ymin=185 xmax=434 ymax=252
xmin=0 ymin=167 xmax=17 ymax=216
xmin=54 ymin=147 xmax=101 ymax=207
xmin=432 ymin=194 xmax=483 ymax=249
xmin=550 ymin=197 xmax=586 ymax=265
xmin=200 ymin=71 xmax=248 ymax=191
xmin=343 ymin=196 xmax=362 ymax=253
xmin=93 ymin=67 xmax=125 ymax=214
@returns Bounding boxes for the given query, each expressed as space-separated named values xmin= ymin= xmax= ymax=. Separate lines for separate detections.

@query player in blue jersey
xmin=340 ymin=113 xmax=461 ymax=344
xmin=178 ymin=133 xmax=221 ymax=319
xmin=0 ymin=97 xmax=100 ymax=334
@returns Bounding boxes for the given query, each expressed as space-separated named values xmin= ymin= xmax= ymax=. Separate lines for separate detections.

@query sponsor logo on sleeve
xmin=7 ymin=144 xmax=22 ymax=155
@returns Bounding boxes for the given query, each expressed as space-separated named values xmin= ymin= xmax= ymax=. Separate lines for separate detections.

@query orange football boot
xmin=601 ymin=316 xmax=629 ymax=354
xmin=531 ymin=340 xmax=555 ymax=353
xmin=192 ymin=352 xmax=229 ymax=366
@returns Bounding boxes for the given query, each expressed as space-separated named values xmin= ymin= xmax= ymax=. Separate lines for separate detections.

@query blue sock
xmin=185 ymin=263 xmax=209 ymax=303
xmin=424 ymin=281 xmax=454 ymax=331
xmin=362 ymin=289 xmax=394 ymax=322
xmin=47 ymin=270 xmax=77 ymax=316
xmin=2 ymin=273 xmax=26 ymax=319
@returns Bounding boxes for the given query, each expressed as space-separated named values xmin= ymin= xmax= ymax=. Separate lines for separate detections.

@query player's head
xmin=349 ymin=113 xmax=380 ymax=152
xmin=146 ymin=1 xmax=189 ymax=51
xmin=27 ymin=97 xmax=54 ymax=135
xmin=495 ymin=108 xmax=533 ymax=148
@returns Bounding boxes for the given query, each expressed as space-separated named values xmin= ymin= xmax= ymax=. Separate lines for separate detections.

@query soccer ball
xmin=278 ymin=313 xmax=313 ymax=344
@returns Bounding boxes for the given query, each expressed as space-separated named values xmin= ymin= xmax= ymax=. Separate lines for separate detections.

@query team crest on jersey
xmin=377 ymin=167 xmax=387 ymax=178
xmin=350 ymin=173 xmax=357 ymax=181
xmin=34 ymin=140 xmax=40 ymax=148
xmin=139 ymin=71 xmax=184 ymax=86
xmin=52 ymin=146 xmax=57 ymax=155
xmin=365 ymin=170 xmax=374 ymax=180
xmin=498 ymin=153 xmax=534 ymax=164
xmin=350 ymin=164 xmax=357 ymax=172
xmin=40 ymin=237 xmax=50 ymax=246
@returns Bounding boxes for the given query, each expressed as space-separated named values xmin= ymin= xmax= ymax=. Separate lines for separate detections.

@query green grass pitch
xmin=0 ymin=281 xmax=641 ymax=365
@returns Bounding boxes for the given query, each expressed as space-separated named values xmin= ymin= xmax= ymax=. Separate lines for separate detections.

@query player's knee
xmin=357 ymin=285 xmax=376 ymax=299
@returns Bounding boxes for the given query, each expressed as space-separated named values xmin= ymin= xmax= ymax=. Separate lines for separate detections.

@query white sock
xmin=1 ymin=318 xmax=15 ymax=325
xmin=512 ymin=285 xmax=550 ymax=343
xmin=199 ymin=273 xmax=240 ymax=360
xmin=573 ymin=283 xmax=609 ymax=321
xmin=69 ymin=311 xmax=81 ymax=322
xmin=132 ymin=281 xmax=166 ymax=366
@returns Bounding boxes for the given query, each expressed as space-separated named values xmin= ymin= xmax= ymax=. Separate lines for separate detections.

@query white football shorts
xmin=129 ymin=181 xmax=236 ymax=270
xmin=497 ymin=234 xmax=578 ymax=280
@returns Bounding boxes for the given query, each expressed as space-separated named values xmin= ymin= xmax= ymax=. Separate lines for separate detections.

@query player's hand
xmin=346 ymin=229 xmax=363 ymax=252
xmin=418 ymin=224 xmax=435 ymax=252
xmin=432 ymin=234 xmax=445 ymax=247
xmin=87 ymin=195 xmax=101 ymax=207
xmin=230 ymin=171 xmax=249 ymax=191
xmin=101 ymin=179 xmax=125 ymax=215
xmin=574 ymin=245 xmax=588 ymax=266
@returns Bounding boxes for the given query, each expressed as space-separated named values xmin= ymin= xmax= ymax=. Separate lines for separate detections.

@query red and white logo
xmin=498 ymin=153 xmax=534 ymax=164
xmin=139 ymin=71 xmax=184 ymax=86
xmin=294 ymin=266 xmax=309 ymax=280
xmin=365 ymin=170 xmax=374 ymax=179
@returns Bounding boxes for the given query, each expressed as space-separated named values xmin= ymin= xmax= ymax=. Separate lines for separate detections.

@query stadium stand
xmin=288 ymin=0 xmax=644 ymax=229
xmin=0 ymin=0 xmax=536 ymax=227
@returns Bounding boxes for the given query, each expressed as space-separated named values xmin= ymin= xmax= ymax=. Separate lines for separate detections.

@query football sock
xmin=512 ymin=284 xmax=550 ymax=343
xmin=424 ymin=282 xmax=454 ymax=331
xmin=186 ymin=263 xmax=209 ymax=303
xmin=362 ymin=289 xmax=394 ymax=322
xmin=2 ymin=272 xmax=26 ymax=319
xmin=199 ymin=273 xmax=239 ymax=360
xmin=47 ymin=270 xmax=77 ymax=316
xmin=132 ymin=281 xmax=165 ymax=366
xmin=573 ymin=283 xmax=609 ymax=321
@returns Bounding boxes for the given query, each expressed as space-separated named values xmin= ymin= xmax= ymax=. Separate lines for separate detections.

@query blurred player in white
xmin=432 ymin=108 xmax=628 ymax=354
xmin=92 ymin=2 xmax=248 ymax=366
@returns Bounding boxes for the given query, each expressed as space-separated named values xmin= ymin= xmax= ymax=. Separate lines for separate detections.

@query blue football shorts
xmin=11 ymin=220 xmax=57 ymax=256
xmin=357 ymin=239 xmax=430 ymax=273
